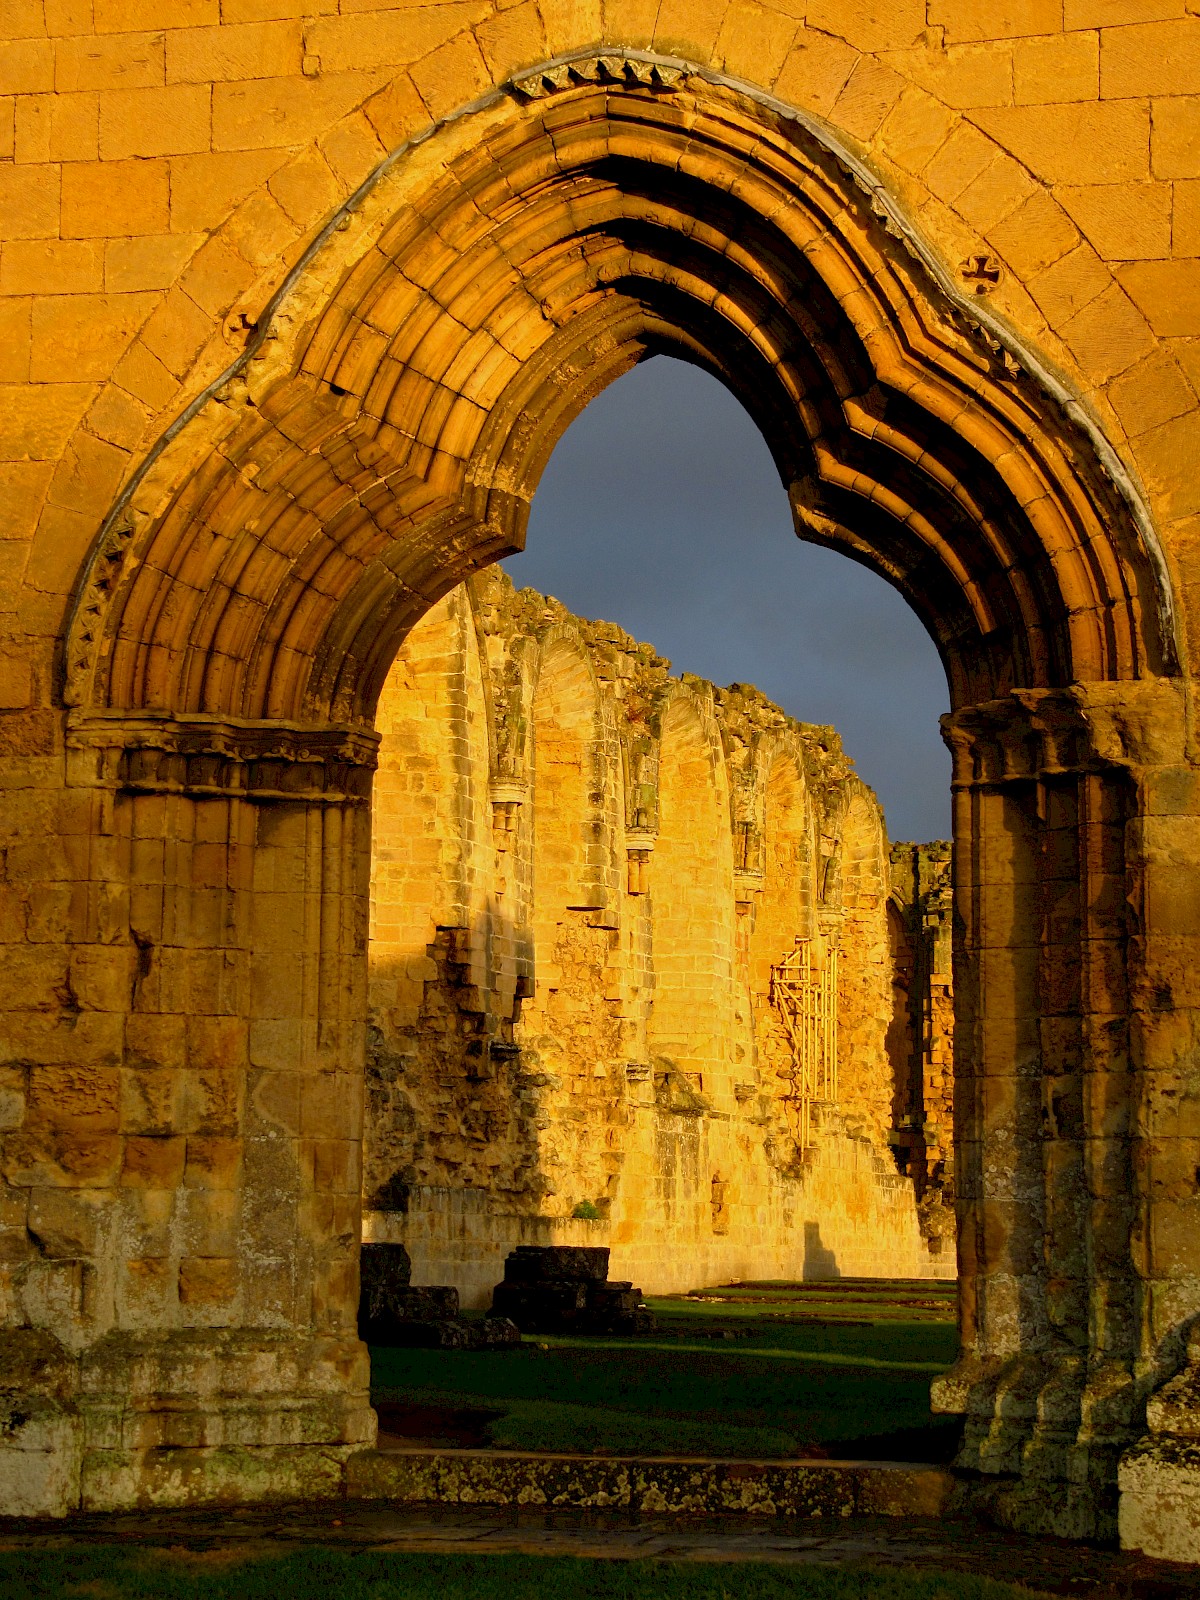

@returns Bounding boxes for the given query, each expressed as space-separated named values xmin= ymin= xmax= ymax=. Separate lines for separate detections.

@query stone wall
xmin=363 ymin=571 xmax=952 ymax=1304
xmin=0 ymin=0 xmax=1198 ymax=1550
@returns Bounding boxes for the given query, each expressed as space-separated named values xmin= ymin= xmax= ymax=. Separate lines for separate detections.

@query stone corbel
xmin=490 ymin=780 xmax=526 ymax=851
xmin=624 ymin=828 xmax=655 ymax=895
xmin=734 ymin=869 xmax=763 ymax=910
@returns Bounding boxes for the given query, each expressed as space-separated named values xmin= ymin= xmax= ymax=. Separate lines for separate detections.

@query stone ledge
xmin=345 ymin=1445 xmax=954 ymax=1517
xmin=81 ymin=1443 xmax=362 ymax=1513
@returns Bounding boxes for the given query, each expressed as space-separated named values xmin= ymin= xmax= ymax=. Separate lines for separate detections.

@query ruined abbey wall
xmin=363 ymin=571 xmax=953 ymax=1304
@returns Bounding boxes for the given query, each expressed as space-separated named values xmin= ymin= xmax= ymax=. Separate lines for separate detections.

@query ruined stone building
xmin=364 ymin=570 xmax=954 ymax=1304
xmin=2 ymin=0 xmax=1200 ymax=1565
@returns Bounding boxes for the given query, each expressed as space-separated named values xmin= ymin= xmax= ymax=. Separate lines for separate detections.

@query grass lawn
xmin=370 ymin=1278 xmax=960 ymax=1459
xmin=0 ymin=1547 xmax=1051 ymax=1600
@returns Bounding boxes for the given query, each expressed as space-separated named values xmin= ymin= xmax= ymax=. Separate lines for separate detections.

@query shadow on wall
xmin=803 ymin=1221 xmax=841 ymax=1281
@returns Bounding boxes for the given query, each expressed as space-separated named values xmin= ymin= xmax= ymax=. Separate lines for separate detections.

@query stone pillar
xmin=941 ymin=740 xmax=1049 ymax=1480
xmin=1118 ymin=754 xmax=1200 ymax=1562
xmin=0 ymin=715 xmax=377 ymax=1514
xmin=936 ymin=684 xmax=1200 ymax=1546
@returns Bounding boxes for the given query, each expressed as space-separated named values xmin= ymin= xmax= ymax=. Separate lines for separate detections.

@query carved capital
xmin=942 ymin=681 xmax=1187 ymax=788
xmin=625 ymin=828 xmax=655 ymax=895
xmin=66 ymin=712 xmax=378 ymax=804
xmin=489 ymin=781 xmax=526 ymax=849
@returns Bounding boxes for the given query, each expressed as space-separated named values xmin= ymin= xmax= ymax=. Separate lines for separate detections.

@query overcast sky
xmin=503 ymin=356 xmax=951 ymax=844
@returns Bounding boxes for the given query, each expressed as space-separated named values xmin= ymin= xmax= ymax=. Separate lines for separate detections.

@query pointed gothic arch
xmin=48 ymin=54 xmax=1192 ymax=1538
xmin=66 ymin=53 xmax=1177 ymax=737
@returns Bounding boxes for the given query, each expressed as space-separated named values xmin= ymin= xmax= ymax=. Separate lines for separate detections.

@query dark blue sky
xmin=503 ymin=356 xmax=951 ymax=843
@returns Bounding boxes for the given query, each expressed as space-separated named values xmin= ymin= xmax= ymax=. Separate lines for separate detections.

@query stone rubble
xmin=359 ymin=1241 xmax=520 ymax=1350
xmin=489 ymin=1245 xmax=655 ymax=1336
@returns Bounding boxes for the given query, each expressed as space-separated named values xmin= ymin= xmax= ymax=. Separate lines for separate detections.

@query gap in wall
xmin=361 ymin=354 xmax=957 ymax=1358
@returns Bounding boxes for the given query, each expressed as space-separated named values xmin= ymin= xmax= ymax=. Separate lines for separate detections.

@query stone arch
xmin=363 ymin=584 xmax=499 ymax=1221
xmin=66 ymin=57 xmax=1177 ymax=736
xmin=514 ymin=628 xmax=625 ymax=1199
xmin=742 ymin=740 xmax=820 ymax=1157
xmin=748 ymin=741 xmax=818 ymax=1000
xmin=885 ymin=893 xmax=920 ymax=1167
xmin=40 ymin=55 xmax=1194 ymax=1540
xmin=370 ymin=586 xmax=491 ymax=967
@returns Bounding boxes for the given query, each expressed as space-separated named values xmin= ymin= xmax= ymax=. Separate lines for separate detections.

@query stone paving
xmin=3 ymin=1503 xmax=1200 ymax=1596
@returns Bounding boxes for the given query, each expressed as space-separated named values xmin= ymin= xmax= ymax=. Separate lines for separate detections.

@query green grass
xmin=0 ymin=1548 xmax=1051 ymax=1600
xmin=370 ymin=1279 xmax=959 ymax=1458
xmin=669 ymin=1281 xmax=957 ymax=1325
xmin=482 ymin=1393 xmax=801 ymax=1455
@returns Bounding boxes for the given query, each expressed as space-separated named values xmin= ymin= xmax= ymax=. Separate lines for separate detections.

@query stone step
xmin=347 ymin=1443 xmax=953 ymax=1518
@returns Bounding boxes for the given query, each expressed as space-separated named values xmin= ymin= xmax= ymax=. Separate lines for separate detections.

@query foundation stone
xmin=490 ymin=1245 xmax=654 ymax=1335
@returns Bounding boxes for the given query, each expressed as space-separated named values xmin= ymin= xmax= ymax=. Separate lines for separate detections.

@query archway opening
xmin=359 ymin=347 xmax=963 ymax=1466
xmin=511 ymin=356 xmax=953 ymax=843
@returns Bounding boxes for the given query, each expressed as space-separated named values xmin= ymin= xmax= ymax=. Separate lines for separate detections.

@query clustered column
xmin=938 ymin=684 xmax=1200 ymax=1546
xmin=1 ymin=717 xmax=378 ymax=1514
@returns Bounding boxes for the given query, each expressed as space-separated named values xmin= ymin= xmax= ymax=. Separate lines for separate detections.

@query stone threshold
xmin=348 ymin=1442 xmax=953 ymax=1517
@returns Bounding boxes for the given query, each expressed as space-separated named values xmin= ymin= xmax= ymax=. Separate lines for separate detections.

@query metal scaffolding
xmin=769 ymin=933 xmax=838 ymax=1149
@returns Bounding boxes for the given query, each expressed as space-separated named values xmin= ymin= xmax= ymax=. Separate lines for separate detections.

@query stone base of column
xmin=79 ymin=1328 xmax=376 ymax=1512
xmin=1119 ymin=1333 xmax=1200 ymax=1563
xmin=958 ymin=1471 xmax=1118 ymax=1545
xmin=1 ymin=1328 xmax=376 ymax=1516
xmin=934 ymin=1352 xmax=1125 ymax=1544
xmin=0 ymin=1328 xmax=84 ymax=1517
xmin=1119 ymin=1437 xmax=1200 ymax=1562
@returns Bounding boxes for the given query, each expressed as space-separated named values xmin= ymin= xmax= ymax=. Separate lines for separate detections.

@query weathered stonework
xmin=1119 ymin=1322 xmax=1200 ymax=1561
xmin=888 ymin=841 xmax=957 ymax=1260
xmin=0 ymin=3 xmax=1197 ymax=1560
xmin=364 ymin=572 xmax=950 ymax=1302
xmin=347 ymin=1445 xmax=956 ymax=1517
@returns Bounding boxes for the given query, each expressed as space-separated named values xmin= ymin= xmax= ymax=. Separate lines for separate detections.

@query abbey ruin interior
xmin=364 ymin=571 xmax=955 ymax=1303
